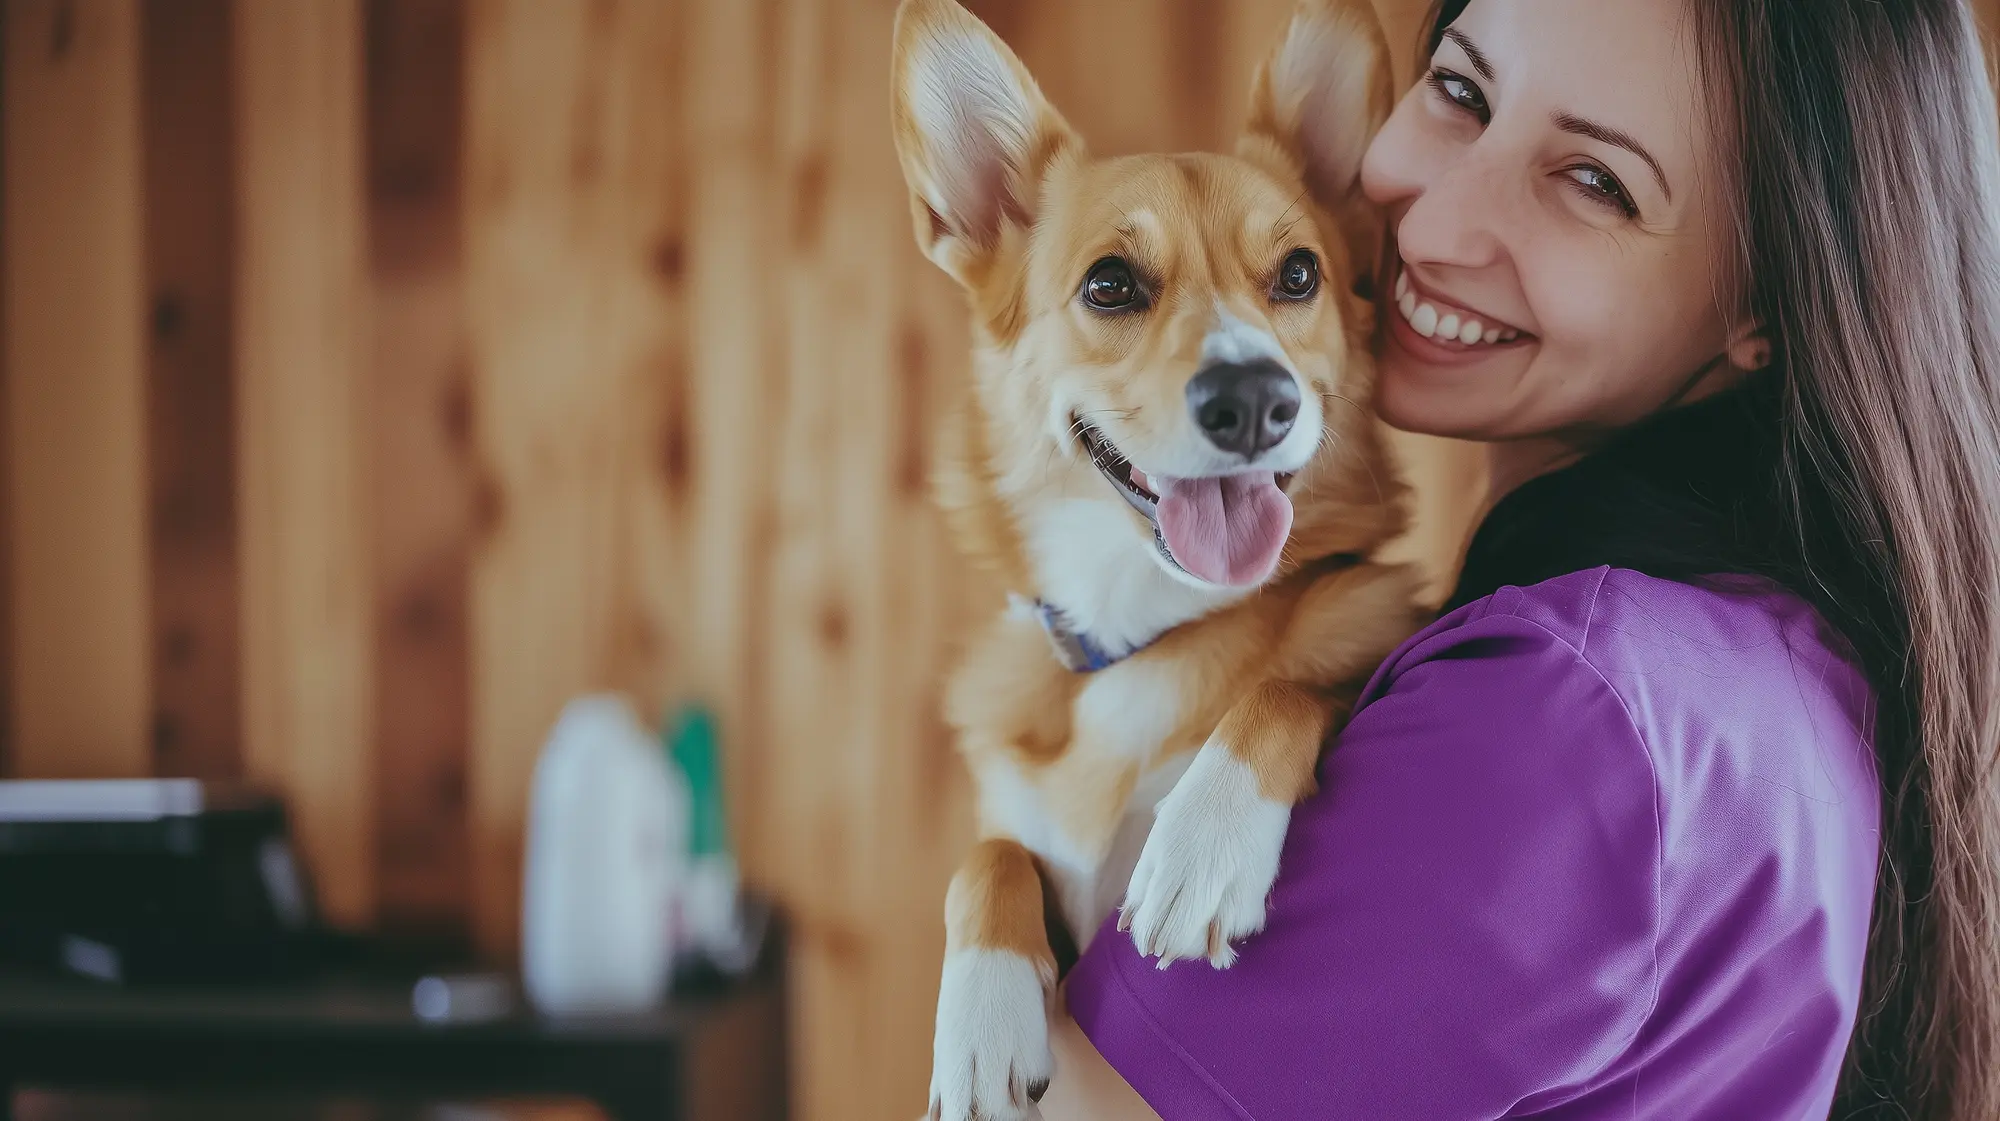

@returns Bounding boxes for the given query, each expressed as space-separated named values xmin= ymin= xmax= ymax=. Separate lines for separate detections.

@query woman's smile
xmin=1383 ymin=261 xmax=1532 ymax=367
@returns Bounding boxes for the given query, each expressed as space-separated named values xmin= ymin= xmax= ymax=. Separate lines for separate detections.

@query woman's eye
xmin=1082 ymin=258 xmax=1141 ymax=310
xmin=1564 ymin=165 xmax=1638 ymax=218
xmin=1427 ymin=67 xmax=1489 ymax=122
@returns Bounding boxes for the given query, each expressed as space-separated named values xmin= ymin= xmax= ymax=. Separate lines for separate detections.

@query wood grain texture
xmin=233 ymin=0 xmax=376 ymax=928
xmin=750 ymin=0 xmax=968 ymax=1108
xmin=143 ymin=0 xmax=241 ymax=781
xmin=672 ymin=2 xmax=961 ymax=1105
xmin=462 ymin=0 xmax=687 ymax=960
xmin=3 ymin=0 xmax=151 ymax=779
xmin=0 ymin=2 xmax=12 ymax=779
xmin=366 ymin=0 xmax=475 ymax=946
xmin=678 ymin=0 xmax=781 ymax=891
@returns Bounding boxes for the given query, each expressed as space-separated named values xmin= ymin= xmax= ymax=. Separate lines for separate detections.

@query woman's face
xmin=1361 ymin=0 xmax=1753 ymax=445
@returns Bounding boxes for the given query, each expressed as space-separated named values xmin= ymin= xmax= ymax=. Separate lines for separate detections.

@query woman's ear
xmin=1726 ymin=325 xmax=1773 ymax=372
xmin=1240 ymin=0 xmax=1394 ymax=271
xmin=890 ymin=0 xmax=1079 ymax=286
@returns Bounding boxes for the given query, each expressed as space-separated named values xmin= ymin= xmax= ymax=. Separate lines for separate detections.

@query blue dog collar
xmin=1009 ymin=552 xmax=1363 ymax=674
xmin=1015 ymin=595 xmax=1154 ymax=674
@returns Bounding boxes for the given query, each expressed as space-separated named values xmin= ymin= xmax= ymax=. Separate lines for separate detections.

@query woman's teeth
xmin=1393 ymin=269 xmax=1519 ymax=347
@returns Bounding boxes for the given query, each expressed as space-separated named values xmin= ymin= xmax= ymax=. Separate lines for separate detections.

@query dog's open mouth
xmin=1080 ymin=424 xmax=1163 ymax=515
xmin=1077 ymin=422 xmax=1298 ymax=588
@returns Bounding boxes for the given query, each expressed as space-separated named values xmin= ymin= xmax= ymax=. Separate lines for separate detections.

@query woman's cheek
xmin=1519 ymin=251 xmax=1622 ymax=367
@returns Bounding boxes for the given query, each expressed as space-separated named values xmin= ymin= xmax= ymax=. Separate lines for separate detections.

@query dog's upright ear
xmin=1241 ymin=0 xmax=1393 ymax=275
xmin=891 ymin=0 xmax=1078 ymax=286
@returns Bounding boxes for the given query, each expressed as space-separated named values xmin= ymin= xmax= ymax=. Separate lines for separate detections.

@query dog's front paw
xmin=929 ymin=948 xmax=1055 ymax=1121
xmin=1120 ymin=744 xmax=1291 ymax=968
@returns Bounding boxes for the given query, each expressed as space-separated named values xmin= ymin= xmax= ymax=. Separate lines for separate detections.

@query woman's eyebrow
xmin=1553 ymin=112 xmax=1673 ymax=202
xmin=1440 ymin=29 xmax=1495 ymax=81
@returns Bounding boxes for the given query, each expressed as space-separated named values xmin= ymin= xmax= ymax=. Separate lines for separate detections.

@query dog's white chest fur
xmin=975 ymin=745 xmax=1197 ymax=946
xmin=1019 ymin=497 xmax=1237 ymax=656
xmin=1002 ymin=498 xmax=1261 ymax=942
xmin=1080 ymin=753 xmax=1197 ymax=943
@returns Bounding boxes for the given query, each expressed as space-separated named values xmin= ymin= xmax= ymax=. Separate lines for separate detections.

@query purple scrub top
xmin=1068 ymin=567 xmax=1880 ymax=1119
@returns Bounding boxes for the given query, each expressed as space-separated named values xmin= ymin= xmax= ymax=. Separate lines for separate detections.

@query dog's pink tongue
xmin=1156 ymin=474 xmax=1294 ymax=586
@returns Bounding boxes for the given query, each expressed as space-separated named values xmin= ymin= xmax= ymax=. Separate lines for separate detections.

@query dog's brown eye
xmin=1083 ymin=258 xmax=1140 ymax=310
xmin=1276 ymin=249 xmax=1319 ymax=300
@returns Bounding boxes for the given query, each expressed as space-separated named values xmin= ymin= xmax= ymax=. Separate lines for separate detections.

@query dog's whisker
xmin=1301 ymin=393 xmax=1389 ymax=500
xmin=1318 ymin=392 xmax=1375 ymax=429
xmin=1271 ymin=186 xmax=1309 ymax=241
xmin=1075 ymin=406 xmax=1140 ymax=426
xmin=1039 ymin=441 xmax=1065 ymax=488
xmin=1317 ymin=391 xmax=1364 ymax=411
xmin=1313 ymin=394 xmax=1391 ymax=502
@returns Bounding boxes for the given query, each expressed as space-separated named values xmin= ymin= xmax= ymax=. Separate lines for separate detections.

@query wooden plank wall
xmin=142 ymin=0 xmax=240 ymax=783
xmin=3 ymin=0 xmax=150 ymax=779
xmin=0 ymin=0 xmax=1477 ymax=1117
xmin=233 ymin=0 xmax=377 ymax=929
xmin=366 ymin=0 xmax=476 ymax=946
xmin=460 ymin=0 xmax=689 ymax=959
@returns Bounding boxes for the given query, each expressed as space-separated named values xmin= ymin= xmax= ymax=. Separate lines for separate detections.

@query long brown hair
xmin=1422 ymin=2 xmax=2000 ymax=1117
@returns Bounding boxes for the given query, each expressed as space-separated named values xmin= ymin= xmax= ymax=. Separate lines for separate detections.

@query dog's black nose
xmin=1186 ymin=359 xmax=1300 ymax=458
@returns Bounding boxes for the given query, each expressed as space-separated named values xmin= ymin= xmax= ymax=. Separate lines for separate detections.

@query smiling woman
xmin=1049 ymin=0 xmax=2000 ymax=1119
xmin=1365 ymin=0 xmax=1763 ymax=459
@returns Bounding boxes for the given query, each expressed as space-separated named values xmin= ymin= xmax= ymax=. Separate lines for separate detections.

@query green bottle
xmin=666 ymin=705 xmax=728 ymax=858
xmin=662 ymin=703 xmax=751 ymax=973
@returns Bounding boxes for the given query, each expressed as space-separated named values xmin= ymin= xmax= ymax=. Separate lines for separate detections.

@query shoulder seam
xmin=1463 ymin=566 xmax=1615 ymax=659
xmin=1577 ymin=566 xmax=1611 ymax=658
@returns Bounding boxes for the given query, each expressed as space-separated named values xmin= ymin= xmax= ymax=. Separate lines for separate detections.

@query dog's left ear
xmin=1241 ymin=0 xmax=1393 ymax=270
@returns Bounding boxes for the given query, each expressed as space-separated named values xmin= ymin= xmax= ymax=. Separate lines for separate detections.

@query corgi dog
xmin=891 ymin=0 xmax=1428 ymax=1116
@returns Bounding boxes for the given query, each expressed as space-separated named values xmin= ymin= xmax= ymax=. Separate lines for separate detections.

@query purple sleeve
xmin=1066 ymin=614 xmax=1663 ymax=1120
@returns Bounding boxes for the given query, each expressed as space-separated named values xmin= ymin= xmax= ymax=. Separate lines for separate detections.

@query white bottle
xmin=521 ymin=694 xmax=689 ymax=1016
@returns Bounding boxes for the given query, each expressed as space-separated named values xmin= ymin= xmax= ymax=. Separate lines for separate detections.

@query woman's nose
xmin=1392 ymin=147 xmax=1512 ymax=272
xmin=1364 ymin=112 xmax=1513 ymax=273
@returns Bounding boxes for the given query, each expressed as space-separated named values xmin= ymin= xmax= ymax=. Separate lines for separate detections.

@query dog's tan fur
xmin=893 ymin=1 xmax=1427 ymax=1115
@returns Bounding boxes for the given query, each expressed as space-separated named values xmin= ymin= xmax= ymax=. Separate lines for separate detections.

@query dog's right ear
xmin=1241 ymin=0 xmax=1393 ymax=279
xmin=891 ymin=0 xmax=1077 ymax=285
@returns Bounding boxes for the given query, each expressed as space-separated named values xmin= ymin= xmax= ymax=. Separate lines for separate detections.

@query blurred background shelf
xmin=11 ymin=1095 xmax=606 ymax=1121
xmin=0 ymin=920 xmax=787 ymax=1121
